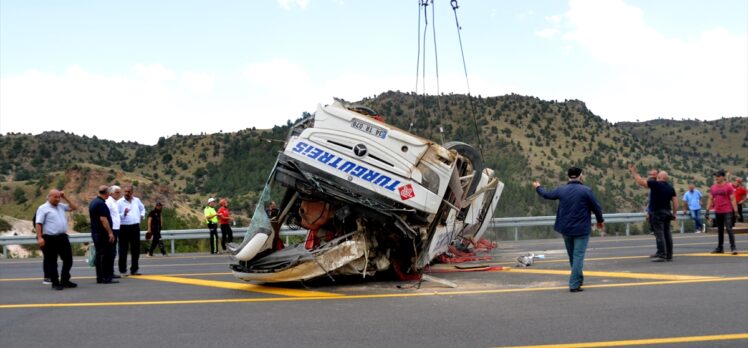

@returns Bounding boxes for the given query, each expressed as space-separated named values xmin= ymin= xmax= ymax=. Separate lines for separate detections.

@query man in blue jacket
xmin=533 ymin=167 xmax=605 ymax=292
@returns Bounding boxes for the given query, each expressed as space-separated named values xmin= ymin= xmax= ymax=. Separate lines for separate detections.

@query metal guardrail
xmin=0 ymin=227 xmax=308 ymax=258
xmin=2 ymin=209 xmax=744 ymax=257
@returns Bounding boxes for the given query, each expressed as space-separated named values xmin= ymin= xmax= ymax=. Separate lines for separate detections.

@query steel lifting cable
xmin=431 ymin=0 xmax=446 ymax=139
xmin=451 ymin=0 xmax=484 ymax=161
xmin=411 ymin=0 xmax=430 ymax=132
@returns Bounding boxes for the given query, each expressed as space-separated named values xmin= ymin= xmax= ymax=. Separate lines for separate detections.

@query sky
xmin=1 ymin=0 xmax=746 ymax=145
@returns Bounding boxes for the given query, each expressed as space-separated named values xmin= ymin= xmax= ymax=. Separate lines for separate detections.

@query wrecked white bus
xmin=228 ymin=101 xmax=503 ymax=282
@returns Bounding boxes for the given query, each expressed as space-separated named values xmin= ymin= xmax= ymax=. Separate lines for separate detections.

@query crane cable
xmin=451 ymin=0 xmax=484 ymax=161
xmin=411 ymin=0 xmax=428 ymax=132
xmin=412 ymin=0 xmax=446 ymax=140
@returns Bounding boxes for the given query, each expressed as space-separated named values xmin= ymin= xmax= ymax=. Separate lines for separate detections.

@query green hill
xmin=2 ymin=92 xmax=746 ymax=231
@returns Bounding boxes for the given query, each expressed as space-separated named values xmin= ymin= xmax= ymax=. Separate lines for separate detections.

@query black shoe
xmin=711 ymin=248 xmax=724 ymax=254
xmin=61 ymin=281 xmax=77 ymax=288
xmin=651 ymin=257 xmax=666 ymax=262
xmin=732 ymin=249 xmax=739 ymax=255
xmin=101 ymin=279 xmax=120 ymax=284
xmin=665 ymin=258 xmax=673 ymax=262
xmin=112 ymin=274 xmax=122 ymax=279
xmin=130 ymin=272 xmax=142 ymax=276
xmin=570 ymin=288 xmax=584 ymax=293
xmin=51 ymin=284 xmax=64 ymax=291
xmin=649 ymin=253 xmax=665 ymax=258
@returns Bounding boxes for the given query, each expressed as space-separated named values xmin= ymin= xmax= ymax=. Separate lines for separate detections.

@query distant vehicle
xmin=228 ymin=101 xmax=503 ymax=282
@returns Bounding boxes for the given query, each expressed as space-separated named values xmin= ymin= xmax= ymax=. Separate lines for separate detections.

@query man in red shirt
xmin=217 ymin=198 xmax=234 ymax=253
xmin=706 ymin=170 xmax=739 ymax=255
xmin=733 ymin=177 xmax=746 ymax=223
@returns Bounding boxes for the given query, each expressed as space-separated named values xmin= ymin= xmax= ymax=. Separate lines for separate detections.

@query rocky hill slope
xmin=2 ymin=92 xmax=746 ymax=232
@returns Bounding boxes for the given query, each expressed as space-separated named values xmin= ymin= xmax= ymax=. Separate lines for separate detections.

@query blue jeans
xmin=562 ymin=234 xmax=589 ymax=290
xmin=689 ymin=209 xmax=702 ymax=231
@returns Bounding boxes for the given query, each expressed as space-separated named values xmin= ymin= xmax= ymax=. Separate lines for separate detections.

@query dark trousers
xmin=148 ymin=233 xmax=166 ymax=256
xmin=42 ymin=234 xmax=73 ymax=285
xmin=119 ymin=224 xmax=141 ymax=274
xmin=715 ymin=212 xmax=736 ymax=251
xmin=208 ymin=223 xmax=219 ymax=254
xmin=110 ymin=229 xmax=119 ymax=275
xmin=737 ymin=204 xmax=744 ymax=223
xmin=220 ymin=224 xmax=233 ymax=251
xmin=93 ymin=233 xmax=114 ymax=282
xmin=651 ymin=210 xmax=674 ymax=259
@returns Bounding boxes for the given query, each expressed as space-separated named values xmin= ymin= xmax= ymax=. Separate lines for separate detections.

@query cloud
xmin=554 ymin=0 xmax=748 ymax=121
xmin=277 ymin=0 xmax=310 ymax=10
xmin=535 ymin=28 xmax=559 ymax=39
xmin=0 ymin=65 xmax=233 ymax=144
xmin=181 ymin=71 xmax=216 ymax=94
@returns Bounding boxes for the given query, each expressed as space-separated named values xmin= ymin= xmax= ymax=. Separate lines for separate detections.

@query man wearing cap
xmin=147 ymin=201 xmax=167 ymax=256
xmin=204 ymin=198 xmax=219 ymax=254
xmin=35 ymin=189 xmax=78 ymax=290
xmin=706 ymin=170 xmax=738 ymax=254
xmin=533 ymin=167 xmax=604 ymax=293
xmin=117 ymin=184 xmax=145 ymax=276
xmin=630 ymin=164 xmax=678 ymax=262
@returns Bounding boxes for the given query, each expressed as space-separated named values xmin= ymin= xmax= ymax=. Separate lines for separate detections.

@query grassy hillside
xmin=2 ymin=92 xmax=746 ymax=232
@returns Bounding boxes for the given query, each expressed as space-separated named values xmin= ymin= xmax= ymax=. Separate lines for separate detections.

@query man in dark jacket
xmin=89 ymin=185 xmax=117 ymax=284
xmin=533 ymin=167 xmax=604 ymax=292
xmin=629 ymin=163 xmax=678 ymax=262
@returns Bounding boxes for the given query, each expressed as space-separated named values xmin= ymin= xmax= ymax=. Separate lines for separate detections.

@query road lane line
xmin=502 ymin=332 xmax=748 ymax=348
xmin=132 ymin=274 xmax=339 ymax=298
xmin=2 ymin=276 xmax=747 ymax=309
xmin=680 ymin=252 xmax=748 ymax=257
xmin=504 ymin=268 xmax=718 ymax=281
xmin=0 ymin=272 xmax=233 ymax=282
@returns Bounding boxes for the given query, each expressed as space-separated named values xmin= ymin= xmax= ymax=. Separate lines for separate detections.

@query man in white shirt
xmin=35 ymin=189 xmax=78 ymax=290
xmin=106 ymin=185 xmax=123 ymax=278
xmin=117 ymin=184 xmax=145 ymax=276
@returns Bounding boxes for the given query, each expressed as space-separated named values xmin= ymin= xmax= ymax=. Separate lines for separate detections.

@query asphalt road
xmin=1 ymin=233 xmax=747 ymax=348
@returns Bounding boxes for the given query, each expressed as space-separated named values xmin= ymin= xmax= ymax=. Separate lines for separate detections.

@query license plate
xmin=351 ymin=119 xmax=388 ymax=139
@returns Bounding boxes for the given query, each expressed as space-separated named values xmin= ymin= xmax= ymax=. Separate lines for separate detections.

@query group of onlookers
xmin=203 ymin=197 xmax=234 ymax=254
xmin=34 ymin=184 xmax=165 ymax=290
xmin=533 ymin=165 xmax=744 ymax=293
xmin=680 ymin=172 xmax=744 ymax=254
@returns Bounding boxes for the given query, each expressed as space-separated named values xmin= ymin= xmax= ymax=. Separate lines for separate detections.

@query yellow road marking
xmin=2 ymin=276 xmax=746 ymax=309
xmin=0 ymin=272 xmax=233 ymax=282
xmin=502 ymin=332 xmax=748 ymax=348
xmin=504 ymin=268 xmax=718 ymax=281
xmin=132 ymin=274 xmax=338 ymax=298
xmin=682 ymin=252 xmax=748 ymax=257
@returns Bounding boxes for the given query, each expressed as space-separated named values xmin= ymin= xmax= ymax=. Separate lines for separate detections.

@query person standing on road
xmin=89 ymin=185 xmax=118 ymax=284
xmin=204 ymin=198 xmax=219 ymax=254
xmin=117 ymin=184 xmax=145 ymax=276
xmin=533 ymin=167 xmax=604 ymax=293
xmin=217 ymin=198 xmax=233 ymax=252
xmin=147 ymin=201 xmax=167 ymax=256
xmin=733 ymin=177 xmax=746 ymax=223
xmin=630 ymin=164 xmax=678 ymax=262
xmin=645 ymin=169 xmax=658 ymax=235
xmin=706 ymin=170 xmax=739 ymax=255
xmin=682 ymin=184 xmax=704 ymax=233
xmin=105 ymin=185 xmax=123 ymax=278
xmin=34 ymin=189 xmax=78 ymax=290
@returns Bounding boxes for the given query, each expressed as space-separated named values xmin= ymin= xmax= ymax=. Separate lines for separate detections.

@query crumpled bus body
xmin=229 ymin=101 xmax=503 ymax=282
